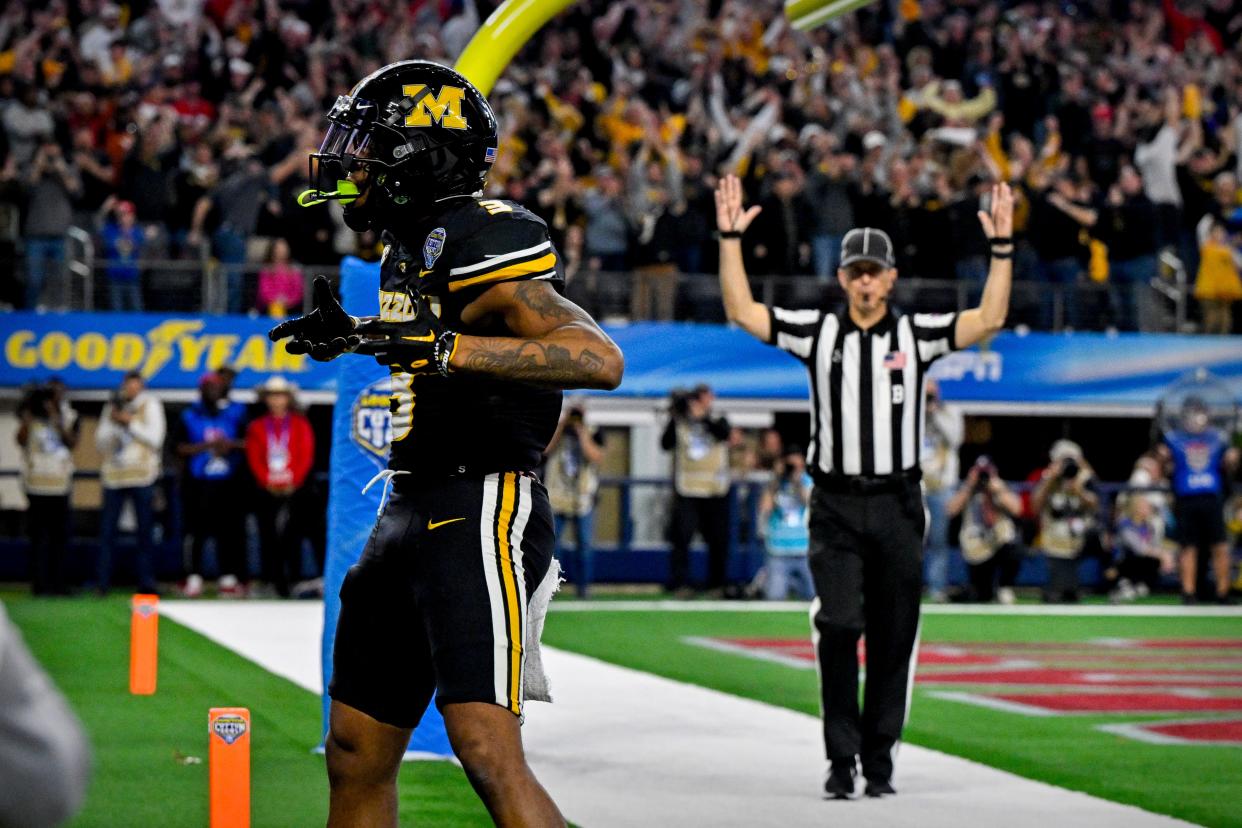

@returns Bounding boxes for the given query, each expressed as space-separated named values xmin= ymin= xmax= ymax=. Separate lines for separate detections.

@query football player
xmin=270 ymin=60 xmax=623 ymax=827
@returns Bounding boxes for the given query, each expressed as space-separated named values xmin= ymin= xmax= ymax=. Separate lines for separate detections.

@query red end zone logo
xmin=687 ymin=636 xmax=1242 ymax=746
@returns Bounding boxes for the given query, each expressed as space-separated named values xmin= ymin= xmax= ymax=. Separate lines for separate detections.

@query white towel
xmin=523 ymin=557 xmax=562 ymax=703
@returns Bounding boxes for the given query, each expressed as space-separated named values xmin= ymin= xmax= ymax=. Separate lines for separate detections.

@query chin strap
xmin=297 ymin=179 xmax=361 ymax=207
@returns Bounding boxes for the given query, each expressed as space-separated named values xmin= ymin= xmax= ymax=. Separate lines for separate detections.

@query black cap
xmin=840 ymin=227 xmax=895 ymax=269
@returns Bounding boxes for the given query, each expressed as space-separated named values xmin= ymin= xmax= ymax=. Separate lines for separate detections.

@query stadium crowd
xmin=1 ymin=0 xmax=1241 ymax=328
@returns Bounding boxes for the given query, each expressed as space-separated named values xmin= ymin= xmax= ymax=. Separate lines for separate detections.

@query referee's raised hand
xmin=976 ymin=181 xmax=1015 ymax=240
xmin=714 ymin=174 xmax=762 ymax=236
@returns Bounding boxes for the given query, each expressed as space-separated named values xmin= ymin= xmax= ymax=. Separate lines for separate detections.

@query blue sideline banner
xmin=0 ymin=311 xmax=338 ymax=391
xmin=321 ymin=256 xmax=452 ymax=758
xmin=603 ymin=323 xmax=1242 ymax=409
xmin=2 ymin=313 xmax=1238 ymax=408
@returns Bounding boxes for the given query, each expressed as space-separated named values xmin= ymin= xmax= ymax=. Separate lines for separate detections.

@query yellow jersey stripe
xmin=448 ymin=253 xmax=557 ymax=292
xmin=495 ymin=472 xmax=523 ymax=714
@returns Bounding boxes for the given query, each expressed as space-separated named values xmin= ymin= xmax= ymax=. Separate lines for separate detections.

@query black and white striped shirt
xmin=767 ymin=306 xmax=959 ymax=477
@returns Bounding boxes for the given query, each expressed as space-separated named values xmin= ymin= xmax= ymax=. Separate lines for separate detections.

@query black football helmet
xmin=299 ymin=60 xmax=498 ymax=231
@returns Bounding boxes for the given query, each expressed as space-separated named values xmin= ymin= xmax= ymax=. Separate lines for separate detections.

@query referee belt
xmin=812 ymin=468 xmax=921 ymax=495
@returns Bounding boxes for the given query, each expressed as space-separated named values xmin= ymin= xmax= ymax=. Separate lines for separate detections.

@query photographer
xmin=757 ymin=448 xmax=814 ymax=601
xmin=16 ymin=379 xmax=79 ymax=595
xmin=544 ymin=403 xmax=605 ymax=598
xmin=1031 ymin=440 xmax=1100 ymax=603
xmin=23 ymin=138 xmax=81 ymax=310
xmin=947 ymin=457 xmax=1022 ymax=604
xmin=661 ymin=384 xmax=732 ymax=595
xmin=95 ymin=372 xmax=165 ymax=595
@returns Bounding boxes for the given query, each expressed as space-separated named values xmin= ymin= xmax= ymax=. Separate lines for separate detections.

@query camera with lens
xmin=1060 ymin=458 xmax=1080 ymax=480
xmin=18 ymin=383 xmax=55 ymax=419
xmin=669 ymin=388 xmax=693 ymax=419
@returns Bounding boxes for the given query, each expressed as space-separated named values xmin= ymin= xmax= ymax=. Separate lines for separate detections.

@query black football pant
xmin=808 ymin=481 xmax=924 ymax=783
xmin=26 ymin=494 xmax=70 ymax=595
xmin=667 ymin=493 xmax=730 ymax=590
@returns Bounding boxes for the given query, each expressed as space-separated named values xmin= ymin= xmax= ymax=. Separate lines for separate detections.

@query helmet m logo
xmin=402 ymin=84 xmax=467 ymax=130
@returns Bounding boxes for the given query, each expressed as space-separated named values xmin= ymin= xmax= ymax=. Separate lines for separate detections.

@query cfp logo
xmin=402 ymin=84 xmax=467 ymax=130
xmin=213 ymin=715 xmax=248 ymax=745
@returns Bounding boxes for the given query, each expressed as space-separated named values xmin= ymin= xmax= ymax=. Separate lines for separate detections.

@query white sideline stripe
xmin=926 ymin=691 xmax=1060 ymax=717
xmin=161 ymin=602 xmax=1202 ymax=828
xmin=548 ymin=600 xmax=1242 ymax=617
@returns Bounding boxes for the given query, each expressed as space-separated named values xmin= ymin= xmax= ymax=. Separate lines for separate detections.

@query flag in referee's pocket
xmin=882 ymin=352 xmax=907 ymax=370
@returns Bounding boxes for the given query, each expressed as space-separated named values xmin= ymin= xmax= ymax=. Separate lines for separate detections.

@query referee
xmin=713 ymin=175 xmax=1014 ymax=799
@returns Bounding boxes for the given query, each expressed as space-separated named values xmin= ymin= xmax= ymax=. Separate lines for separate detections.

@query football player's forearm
xmin=449 ymin=327 xmax=624 ymax=390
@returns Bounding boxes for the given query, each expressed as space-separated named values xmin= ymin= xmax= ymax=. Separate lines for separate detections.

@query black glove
xmin=267 ymin=275 xmax=360 ymax=362
xmin=354 ymin=295 xmax=459 ymax=377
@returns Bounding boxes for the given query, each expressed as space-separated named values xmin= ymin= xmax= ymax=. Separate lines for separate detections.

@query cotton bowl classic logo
xmin=351 ymin=376 xmax=393 ymax=470
xmin=212 ymin=714 xmax=248 ymax=746
xmin=3 ymin=320 xmax=308 ymax=381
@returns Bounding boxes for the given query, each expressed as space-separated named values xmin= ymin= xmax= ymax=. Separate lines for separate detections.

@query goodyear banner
xmin=0 ymin=312 xmax=337 ymax=391
xmin=321 ymin=257 xmax=453 ymax=759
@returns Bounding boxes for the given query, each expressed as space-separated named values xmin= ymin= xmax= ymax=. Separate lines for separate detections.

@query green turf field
xmin=542 ymin=608 xmax=1242 ymax=828
xmin=7 ymin=593 xmax=1241 ymax=827
xmin=3 ymin=594 xmax=491 ymax=828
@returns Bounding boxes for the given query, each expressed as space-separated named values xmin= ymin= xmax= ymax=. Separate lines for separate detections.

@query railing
xmin=0 ymin=469 xmax=1174 ymax=591
xmin=8 ymin=248 xmax=1200 ymax=333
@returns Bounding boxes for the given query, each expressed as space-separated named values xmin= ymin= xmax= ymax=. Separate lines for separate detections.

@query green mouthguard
xmin=297 ymin=179 xmax=360 ymax=207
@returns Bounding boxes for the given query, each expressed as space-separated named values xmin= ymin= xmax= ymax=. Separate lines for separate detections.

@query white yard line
xmin=161 ymin=601 xmax=1202 ymax=828
xmin=549 ymin=600 xmax=1242 ymax=617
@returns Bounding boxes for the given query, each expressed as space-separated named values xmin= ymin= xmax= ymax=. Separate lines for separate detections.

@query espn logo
xmin=402 ymin=84 xmax=467 ymax=130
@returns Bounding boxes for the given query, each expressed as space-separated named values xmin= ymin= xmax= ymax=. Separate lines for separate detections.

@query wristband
xmin=434 ymin=330 xmax=459 ymax=377
xmin=990 ymin=250 xmax=1013 ymax=260
xmin=716 ymin=230 xmax=742 ymax=240
xmin=988 ymin=236 xmax=1013 ymax=247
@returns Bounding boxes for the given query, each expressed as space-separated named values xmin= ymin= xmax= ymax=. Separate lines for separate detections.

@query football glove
xmin=267 ymin=275 xmax=361 ymax=362
xmin=354 ymin=296 xmax=459 ymax=377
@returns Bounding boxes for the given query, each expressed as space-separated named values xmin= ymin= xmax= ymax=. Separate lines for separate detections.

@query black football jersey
xmin=376 ymin=196 xmax=565 ymax=476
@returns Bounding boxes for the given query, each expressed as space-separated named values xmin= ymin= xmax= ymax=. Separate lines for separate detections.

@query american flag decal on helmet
xmin=484 ymin=147 xmax=497 ymax=163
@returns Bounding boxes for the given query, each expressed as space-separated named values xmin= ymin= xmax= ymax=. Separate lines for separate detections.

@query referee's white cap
xmin=840 ymin=228 xmax=895 ymax=268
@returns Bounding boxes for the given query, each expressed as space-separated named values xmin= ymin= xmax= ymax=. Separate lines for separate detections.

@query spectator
xmin=16 ymin=380 xmax=79 ymax=596
xmin=804 ymin=149 xmax=857 ymax=280
xmin=1032 ymin=174 xmax=1090 ymax=329
xmin=1031 ymin=440 xmax=1099 ymax=603
xmin=947 ymin=456 xmax=1022 ymax=604
xmin=1133 ymin=89 xmax=1185 ymax=251
xmin=746 ymin=172 xmax=809 ymax=276
xmin=99 ymin=199 xmax=144 ymax=311
xmin=1109 ymin=495 xmax=1175 ymax=603
xmin=245 ymin=376 xmax=316 ymax=598
xmin=190 ymin=153 xmax=272 ymax=314
xmin=544 ymin=404 xmax=605 ymax=598
xmin=1193 ymin=219 xmax=1242 ymax=334
xmin=921 ymin=379 xmax=964 ymax=603
xmin=23 ymin=138 xmax=81 ymax=310
xmin=757 ymin=448 xmax=814 ymax=601
xmin=256 ymin=238 xmax=304 ymax=317
xmin=177 ymin=373 xmax=248 ymax=598
xmin=94 ymin=371 xmax=165 ymax=595
xmin=2 ymin=83 xmax=54 ymax=167
xmin=661 ymin=384 xmax=732 ymax=595
xmin=582 ymin=167 xmax=629 ymax=274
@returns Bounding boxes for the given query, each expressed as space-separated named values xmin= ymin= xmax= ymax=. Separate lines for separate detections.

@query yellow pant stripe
xmin=495 ymin=472 xmax=523 ymax=715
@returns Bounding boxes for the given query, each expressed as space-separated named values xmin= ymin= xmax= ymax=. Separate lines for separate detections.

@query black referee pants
xmin=808 ymin=481 xmax=924 ymax=782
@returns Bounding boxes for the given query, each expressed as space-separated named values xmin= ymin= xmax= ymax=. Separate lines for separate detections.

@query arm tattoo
xmin=512 ymin=281 xmax=581 ymax=323
xmin=463 ymin=339 xmax=609 ymax=387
